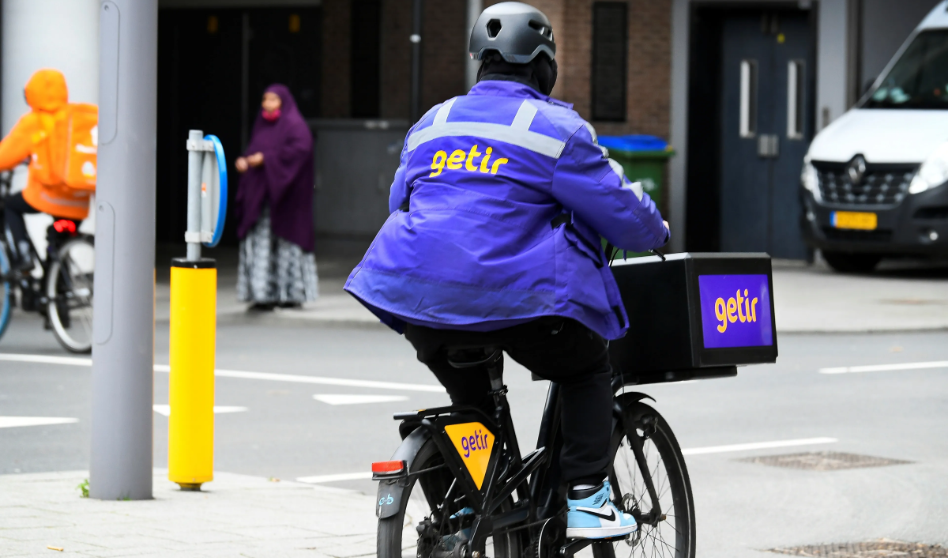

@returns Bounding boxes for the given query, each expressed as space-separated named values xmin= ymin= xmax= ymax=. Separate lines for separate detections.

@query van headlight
xmin=909 ymin=142 xmax=948 ymax=194
xmin=801 ymin=161 xmax=821 ymax=200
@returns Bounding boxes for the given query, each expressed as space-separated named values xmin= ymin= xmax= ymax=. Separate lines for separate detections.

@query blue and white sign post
xmin=168 ymin=129 xmax=227 ymax=491
xmin=185 ymin=131 xmax=228 ymax=258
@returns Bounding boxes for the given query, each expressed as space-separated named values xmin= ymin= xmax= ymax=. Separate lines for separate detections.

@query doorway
xmin=686 ymin=5 xmax=816 ymax=259
xmin=156 ymin=7 xmax=322 ymax=245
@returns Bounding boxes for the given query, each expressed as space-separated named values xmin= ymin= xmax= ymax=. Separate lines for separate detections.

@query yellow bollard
xmin=168 ymin=258 xmax=217 ymax=490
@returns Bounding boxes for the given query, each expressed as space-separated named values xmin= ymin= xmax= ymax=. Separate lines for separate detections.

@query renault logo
xmin=847 ymin=155 xmax=867 ymax=185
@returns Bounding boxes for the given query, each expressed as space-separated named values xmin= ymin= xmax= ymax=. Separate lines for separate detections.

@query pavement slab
xmin=0 ymin=470 xmax=378 ymax=557
xmin=153 ymin=252 xmax=948 ymax=333
xmin=772 ymin=259 xmax=948 ymax=332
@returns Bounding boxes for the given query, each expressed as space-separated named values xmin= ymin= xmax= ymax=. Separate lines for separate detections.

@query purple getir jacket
xmin=344 ymin=80 xmax=668 ymax=340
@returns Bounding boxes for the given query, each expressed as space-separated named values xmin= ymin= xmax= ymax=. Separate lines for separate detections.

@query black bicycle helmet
xmin=469 ymin=2 xmax=556 ymax=64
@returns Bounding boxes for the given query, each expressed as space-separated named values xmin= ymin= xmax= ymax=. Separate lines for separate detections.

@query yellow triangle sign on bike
xmin=444 ymin=422 xmax=493 ymax=489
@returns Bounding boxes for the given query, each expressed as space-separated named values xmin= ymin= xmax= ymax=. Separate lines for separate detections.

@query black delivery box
xmin=608 ymin=252 xmax=777 ymax=384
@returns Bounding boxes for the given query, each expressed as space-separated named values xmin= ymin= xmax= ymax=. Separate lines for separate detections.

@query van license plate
xmin=831 ymin=211 xmax=877 ymax=230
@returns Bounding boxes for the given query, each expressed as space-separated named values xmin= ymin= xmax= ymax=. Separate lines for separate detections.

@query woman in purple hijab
xmin=234 ymin=84 xmax=318 ymax=310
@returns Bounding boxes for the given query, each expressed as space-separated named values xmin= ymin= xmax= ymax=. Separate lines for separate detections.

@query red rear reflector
xmin=372 ymin=460 xmax=405 ymax=474
xmin=53 ymin=220 xmax=77 ymax=234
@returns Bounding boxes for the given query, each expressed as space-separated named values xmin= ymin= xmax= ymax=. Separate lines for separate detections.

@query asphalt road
xmin=2 ymin=313 xmax=947 ymax=552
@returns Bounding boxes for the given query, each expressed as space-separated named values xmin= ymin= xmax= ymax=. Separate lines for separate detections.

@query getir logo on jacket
xmin=698 ymin=274 xmax=773 ymax=349
xmin=444 ymin=422 xmax=494 ymax=489
xmin=430 ymin=144 xmax=509 ymax=177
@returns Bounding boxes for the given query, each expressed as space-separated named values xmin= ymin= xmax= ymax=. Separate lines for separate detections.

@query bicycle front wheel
xmin=377 ymin=435 xmax=522 ymax=558
xmin=604 ymin=397 xmax=696 ymax=558
xmin=0 ymin=242 xmax=13 ymax=341
xmin=46 ymin=237 xmax=94 ymax=353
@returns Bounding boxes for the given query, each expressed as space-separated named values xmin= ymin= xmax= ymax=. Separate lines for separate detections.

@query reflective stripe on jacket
xmin=345 ymin=80 xmax=668 ymax=340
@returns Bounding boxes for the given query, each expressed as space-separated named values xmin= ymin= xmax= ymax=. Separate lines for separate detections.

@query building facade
xmin=0 ymin=0 xmax=940 ymax=257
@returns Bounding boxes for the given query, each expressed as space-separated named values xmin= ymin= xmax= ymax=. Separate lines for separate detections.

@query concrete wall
xmin=1 ymin=0 xmax=100 ymax=135
xmin=859 ymin=0 xmax=941 ymax=92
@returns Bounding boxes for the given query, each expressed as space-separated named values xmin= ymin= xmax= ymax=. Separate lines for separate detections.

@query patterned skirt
xmin=237 ymin=207 xmax=318 ymax=304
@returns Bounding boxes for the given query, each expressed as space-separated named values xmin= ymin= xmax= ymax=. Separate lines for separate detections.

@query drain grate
xmin=769 ymin=540 xmax=948 ymax=557
xmin=738 ymin=451 xmax=912 ymax=471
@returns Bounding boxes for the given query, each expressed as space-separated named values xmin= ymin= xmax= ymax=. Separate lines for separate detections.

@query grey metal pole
xmin=90 ymin=0 xmax=158 ymax=501
xmin=186 ymin=129 xmax=203 ymax=261
xmin=410 ymin=0 xmax=423 ymax=123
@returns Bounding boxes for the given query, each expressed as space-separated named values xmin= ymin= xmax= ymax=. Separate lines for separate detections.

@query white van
xmin=801 ymin=1 xmax=948 ymax=272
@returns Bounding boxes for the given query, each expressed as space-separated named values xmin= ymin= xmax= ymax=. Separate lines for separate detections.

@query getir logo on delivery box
xmin=444 ymin=422 xmax=494 ymax=490
xmin=698 ymin=274 xmax=773 ymax=349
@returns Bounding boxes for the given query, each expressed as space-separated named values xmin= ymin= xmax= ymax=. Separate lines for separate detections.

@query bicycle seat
xmin=445 ymin=344 xmax=502 ymax=369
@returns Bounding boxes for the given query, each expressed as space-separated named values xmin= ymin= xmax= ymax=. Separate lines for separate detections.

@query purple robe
xmin=235 ymin=84 xmax=315 ymax=252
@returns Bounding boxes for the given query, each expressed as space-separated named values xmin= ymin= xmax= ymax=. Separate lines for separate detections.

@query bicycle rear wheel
xmin=46 ymin=237 xmax=94 ymax=353
xmin=603 ymin=397 xmax=696 ymax=558
xmin=377 ymin=435 xmax=523 ymax=558
xmin=0 ymin=242 xmax=12 ymax=341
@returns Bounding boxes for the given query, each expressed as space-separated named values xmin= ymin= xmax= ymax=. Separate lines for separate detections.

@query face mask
xmin=262 ymin=108 xmax=281 ymax=122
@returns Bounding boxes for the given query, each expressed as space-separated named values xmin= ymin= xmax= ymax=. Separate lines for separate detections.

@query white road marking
xmin=296 ymin=472 xmax=373 ymax=484
xmin=313 ymin=394 xmax=409 ymax=406
xmin=0 ymin=353 xmax=91 ymax=367
xmin=820 ymin=360 xmax=948 ymax=375
xmin=203 ymin=369 xmax=443 ymax=393
xmin=152 ymin=405 xmax=248 ymax=417
xmin=0 ymin=416 xmax=79 ymax=429
xmin=0 ymin=353 xmax=445 ymax=393
xmin=681 ymin=437 xmax=837 ymax=456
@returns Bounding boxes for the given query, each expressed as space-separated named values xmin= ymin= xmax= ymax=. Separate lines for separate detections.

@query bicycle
xmin=371 ymin=247 xmax=778 ymax=558
xmin=373 ymin=345 xmax=699 ymax=558
xmin=0 ymin=170 xmax=95 ymax=353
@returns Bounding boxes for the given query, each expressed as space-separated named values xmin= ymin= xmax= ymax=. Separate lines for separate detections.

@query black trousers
xmin=404 ymin=317 xmax=613 ymax=485
xmin=3 ymin=193 xmax=80 ymax=261
xmin=4 ymin=193 xmax=37 ymax=253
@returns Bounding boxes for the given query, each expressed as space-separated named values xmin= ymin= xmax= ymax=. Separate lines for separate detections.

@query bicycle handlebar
xmin=0 ymin=162 xmax=29 ymax=198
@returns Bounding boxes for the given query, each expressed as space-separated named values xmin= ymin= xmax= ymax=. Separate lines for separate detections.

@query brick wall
xmin=324 ymin=0 xmax=671 ymax=138
xmin=325 ymin=0 xmax=469 ymax=120
xmin=321 ymin=0 xmax=351 ymax=117
xmin=421 ymin=0 xmax=468 ymax=113
xmin=381 ymin=0 xmax=412 ymax=118
xmin=560 ymin=0 xmax=671 ymax=138
xmin=477 ymin=0 xmax=671 ymax=138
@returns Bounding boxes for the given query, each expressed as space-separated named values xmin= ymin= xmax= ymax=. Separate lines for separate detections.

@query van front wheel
xmin=822 ymin=251 xmax=881 ymax=273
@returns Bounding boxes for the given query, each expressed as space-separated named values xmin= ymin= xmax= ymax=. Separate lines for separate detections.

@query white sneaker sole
xmin=566 ymin=524 xmax=638 ymax=539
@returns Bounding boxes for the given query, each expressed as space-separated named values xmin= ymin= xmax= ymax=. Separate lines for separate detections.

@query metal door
xmin=719 ymin=10 xmax=814 ymax=258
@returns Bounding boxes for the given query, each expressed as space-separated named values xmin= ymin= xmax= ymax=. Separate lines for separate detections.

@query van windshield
xmin=864 ymin=29 xmax=948 ymax=109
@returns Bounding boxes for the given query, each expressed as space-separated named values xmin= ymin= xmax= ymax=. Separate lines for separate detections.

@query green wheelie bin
xmin=597 ymin=135 xmax=675 ymax=260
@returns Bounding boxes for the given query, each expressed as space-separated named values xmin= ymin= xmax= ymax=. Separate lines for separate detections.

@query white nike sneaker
xmin=565 ymin=481 xmax=638 ymax=539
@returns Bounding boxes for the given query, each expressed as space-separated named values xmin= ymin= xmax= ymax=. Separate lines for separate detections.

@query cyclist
xmin=0 ymin=69 xmax=88 ymax=274
xmin=346 ymin=1 xmax=668 ymax=540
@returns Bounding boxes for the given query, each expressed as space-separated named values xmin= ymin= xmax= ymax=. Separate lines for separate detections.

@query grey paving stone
xmin=0 ymin=470 xmax=378 ymax=557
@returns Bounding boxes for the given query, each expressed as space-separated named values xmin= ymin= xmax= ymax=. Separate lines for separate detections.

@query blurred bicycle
xmin=0 ymin=170 xmax=94 ymax=353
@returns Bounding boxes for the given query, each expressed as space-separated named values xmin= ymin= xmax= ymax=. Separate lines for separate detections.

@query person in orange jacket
xmin=1 ymin=69 xmax=91 ymax=272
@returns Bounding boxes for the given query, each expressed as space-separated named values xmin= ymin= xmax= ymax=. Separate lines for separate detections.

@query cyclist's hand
xmin=247 ymin=152 xmax=264 ymax=167
xmin=235 ymin=157 xmax=249 ymax=173
xmin=663 ymin=220 xmax=670 ymax=233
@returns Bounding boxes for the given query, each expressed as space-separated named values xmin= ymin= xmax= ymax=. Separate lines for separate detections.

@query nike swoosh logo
xmin=577 ymin=506 xmax=616 ymax=521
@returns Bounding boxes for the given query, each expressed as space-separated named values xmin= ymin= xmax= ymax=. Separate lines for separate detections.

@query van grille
xmin=813 ymin=161 xmax=916 ymax=206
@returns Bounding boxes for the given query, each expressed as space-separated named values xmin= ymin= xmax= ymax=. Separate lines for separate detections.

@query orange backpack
xmin=33 ymin=103 xmax=98 ymax=191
